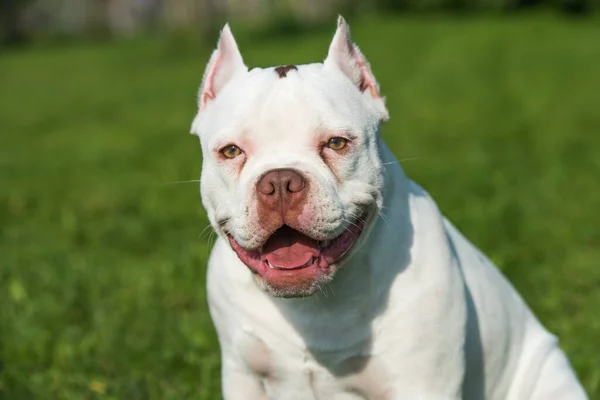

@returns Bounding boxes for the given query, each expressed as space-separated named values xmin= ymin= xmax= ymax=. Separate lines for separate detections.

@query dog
xmin=189 ymin=17 xmax=588 ymax=400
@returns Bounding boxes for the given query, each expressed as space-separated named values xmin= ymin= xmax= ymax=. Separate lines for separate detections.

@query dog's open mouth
xmin=227 ymin=214 xmax=368 ymax=293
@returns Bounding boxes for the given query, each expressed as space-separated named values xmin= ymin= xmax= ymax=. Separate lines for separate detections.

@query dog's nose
xmin=257 ymin=169 xmax=306 ymax=211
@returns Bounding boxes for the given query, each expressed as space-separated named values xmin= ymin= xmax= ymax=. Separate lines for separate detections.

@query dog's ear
xmin=324 ymin=16 xmax=389 ymax=121
xmin=198 ymin=24 xmax=247 ymax=111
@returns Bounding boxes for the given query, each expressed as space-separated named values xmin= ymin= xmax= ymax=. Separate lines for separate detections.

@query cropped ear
xmin=324 ymin=16 xmax=389 ymax=121
xmin=198 ymin=24 xmax=247 ymax=111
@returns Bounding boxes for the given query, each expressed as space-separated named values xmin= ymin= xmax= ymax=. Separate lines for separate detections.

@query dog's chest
xmin=238 ymin=329 xmax=392 ymax=400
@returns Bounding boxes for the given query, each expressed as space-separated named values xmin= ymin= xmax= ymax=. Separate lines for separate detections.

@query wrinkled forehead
xmin=195 ymin=63 xmax=376 ymax=148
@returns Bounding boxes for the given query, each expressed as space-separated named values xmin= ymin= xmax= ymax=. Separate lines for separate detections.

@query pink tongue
xmin=262 ymin=226 xmax=320 ymax=269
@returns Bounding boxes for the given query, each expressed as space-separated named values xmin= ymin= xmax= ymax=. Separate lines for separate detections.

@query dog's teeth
xmin=320 ymin=240 xmax=331 ymax=248
xmin=301 ymin=257 xmax=314 ymax=268
xmin=267 ymin=260 xmax=276 ymax=269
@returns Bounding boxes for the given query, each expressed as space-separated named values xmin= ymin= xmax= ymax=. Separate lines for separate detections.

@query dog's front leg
xmin=221 ymin=358 xmax=268 ymax=400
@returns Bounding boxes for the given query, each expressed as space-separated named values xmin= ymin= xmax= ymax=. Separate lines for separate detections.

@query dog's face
xmin=191 ymin=18 xmax=389 ymax=297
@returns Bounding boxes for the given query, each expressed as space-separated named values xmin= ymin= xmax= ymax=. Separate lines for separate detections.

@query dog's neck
xmin=272 ymin=141 xmax=415 ymax=348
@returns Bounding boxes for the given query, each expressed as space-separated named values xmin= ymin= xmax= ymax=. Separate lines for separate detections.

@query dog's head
xmin=191 ymin=17 xmax=389 ymax=297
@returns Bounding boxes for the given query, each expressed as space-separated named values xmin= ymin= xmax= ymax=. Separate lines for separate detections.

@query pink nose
xmin=257 ymin=169 xmax=307 ymax=213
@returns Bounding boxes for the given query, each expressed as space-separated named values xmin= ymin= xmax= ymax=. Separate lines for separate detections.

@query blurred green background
xmin=1 ymin=0 xmax=600 ymax=399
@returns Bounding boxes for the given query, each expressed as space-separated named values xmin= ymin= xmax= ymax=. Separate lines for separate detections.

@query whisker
xmin=318 ymin=284 xmax=329 ymax=298
xmin=198 ymin=224 xmax=214 ymax=239
xmin=378 ymin=210 xmax=392 ymax=231
xmin=321 ymin=279 xmax=335 ymax=298
xmin=344 ymin=210 xmax=368 ymax=225
xmin=339 ymin=223 xmax=360 ymax=242
xmin=348 ymin=212 xmax=365 ymax=222
xmin=382 ymin=157 xmax=421 ymax=166
xmin=208 ymin=231 xmax=218 ymax=248
xmin=160 ymin=179 xmax=201 ymax=185
xmin=341 ymin=218 xmax=362 ymax=233
xmin=399 ymin=157 xmax=421 ymax=163
xmin=327 ymin=281 xmax=335 ymax=296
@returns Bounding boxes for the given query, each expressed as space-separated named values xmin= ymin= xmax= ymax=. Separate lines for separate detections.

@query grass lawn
xmin=1 ymin=13 xmax=599 ymax=399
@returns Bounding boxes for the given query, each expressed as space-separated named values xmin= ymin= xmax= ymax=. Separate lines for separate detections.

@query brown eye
xmin=221 ymin=145 xmax=242 ymax=159
xmin=326 ymin=137 xmax=348 ymax=151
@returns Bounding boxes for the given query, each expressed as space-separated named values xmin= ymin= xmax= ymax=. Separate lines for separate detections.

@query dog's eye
xmin=326 ymin=137 xmax=347 ymax=151
xmin=221 ymin=145 xmax=242 ymax=159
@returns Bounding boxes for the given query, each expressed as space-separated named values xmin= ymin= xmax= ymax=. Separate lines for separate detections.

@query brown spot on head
xmin=274 ymin=65 xmax=298 ymax=78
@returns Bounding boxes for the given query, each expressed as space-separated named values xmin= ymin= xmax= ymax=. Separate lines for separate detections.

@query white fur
xmin=190 ymin=18 xmax=588 ymax=400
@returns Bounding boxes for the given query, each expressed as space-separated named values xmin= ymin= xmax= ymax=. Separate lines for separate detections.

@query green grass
xmin=1 ymin=13 xmax=599 ymax=399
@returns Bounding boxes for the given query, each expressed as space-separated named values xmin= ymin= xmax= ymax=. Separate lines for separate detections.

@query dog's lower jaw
xmin=253 ymin=266 xmax=337 ymax=298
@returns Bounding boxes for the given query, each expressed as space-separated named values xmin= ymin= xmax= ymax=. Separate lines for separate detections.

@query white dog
xmin=190 ymin=17 xmax=588 ymax=400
